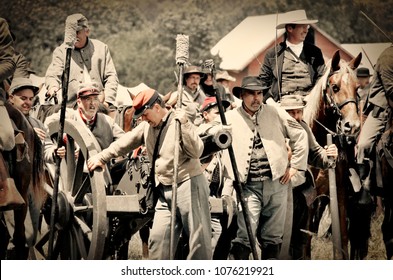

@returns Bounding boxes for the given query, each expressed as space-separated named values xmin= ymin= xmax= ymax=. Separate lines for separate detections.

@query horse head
xmin=325 ymin=50 xmax=362 ymax=136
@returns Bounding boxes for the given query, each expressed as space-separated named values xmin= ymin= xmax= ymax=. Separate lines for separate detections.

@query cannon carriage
xmin=31 ymin=118 xmax=233 ymax=260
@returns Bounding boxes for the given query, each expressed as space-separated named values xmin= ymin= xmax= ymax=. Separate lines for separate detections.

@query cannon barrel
xmin=200 ymin=129 xmax=232 ymax=160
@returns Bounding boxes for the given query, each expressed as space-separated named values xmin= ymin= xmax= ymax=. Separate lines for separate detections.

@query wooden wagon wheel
xmin=33 ymin=119 xmax=108 ymax=259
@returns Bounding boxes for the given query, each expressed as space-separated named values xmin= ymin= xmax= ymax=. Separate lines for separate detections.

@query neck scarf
xmin=78 ymin=108 xmax=96 ymax=128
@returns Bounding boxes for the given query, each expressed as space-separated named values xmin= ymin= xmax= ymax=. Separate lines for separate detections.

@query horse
xmin=302 ymin=49 xmax=366 ymax=259
xmin=0 ymin=103 xmax=45 ymax=259
xmin=376 ymin=108 xmax=393 ymax=259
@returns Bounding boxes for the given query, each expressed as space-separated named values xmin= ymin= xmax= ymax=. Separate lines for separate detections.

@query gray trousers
xmin=357 ymin=107 xmax=389 ymax=164
xmin=148 ymin=174 xmax=212 ymax=260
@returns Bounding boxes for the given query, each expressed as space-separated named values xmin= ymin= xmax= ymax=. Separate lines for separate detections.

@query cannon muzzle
xmin=200 ymin=129 xmax=232 ymax=160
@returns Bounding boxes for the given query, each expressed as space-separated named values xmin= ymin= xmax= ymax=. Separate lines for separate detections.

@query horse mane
xmin=303 ymin=62 xmax=332 ymax=127
xmin=31 ymin=131 xmax=46 ymax=208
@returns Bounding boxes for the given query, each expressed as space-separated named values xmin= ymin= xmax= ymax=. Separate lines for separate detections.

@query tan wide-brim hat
xmin=276 ymin=9 xmax=318 ymax=29
xmin=280 ymin=95 xmax=307 ymax=110
xmin=9 ymin=77 xmax=39 ymax=96
xmin=216 ymin=70 xmax=236 ymax=82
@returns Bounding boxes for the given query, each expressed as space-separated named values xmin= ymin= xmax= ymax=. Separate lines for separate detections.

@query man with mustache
xmin=209 ymin=76 xmax=308 ymax=259
xmin=45 ymin=14 xmax=119 ymax=118
xmin=259 ymin=9 xmax=325 ymax=104
xmin=166 ymin=65 xmax=205 ymax=124
xmin=44 ymin=82 xmax=124 ymax=162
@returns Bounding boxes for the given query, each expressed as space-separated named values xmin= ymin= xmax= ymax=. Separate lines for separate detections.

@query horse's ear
xmin=331 ymin=50 xmax=341 ymax=72
xmin=161 ymin=91 xmax=173 ymax=103
xmin=349 ymin=52 xmax=362 ymax=70
xmin=127 ymin=89 xmax=137 ymax=101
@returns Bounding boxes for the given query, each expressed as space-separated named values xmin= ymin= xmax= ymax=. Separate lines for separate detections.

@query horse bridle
xmin=324 ymin=70 xmax=358 ymax=117
xmin=318 ymin=69 xmax=358 ymax=136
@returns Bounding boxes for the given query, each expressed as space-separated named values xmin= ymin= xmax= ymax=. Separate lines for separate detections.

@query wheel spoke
xmin=52 ymin=230 xmax=63 ymax=259
xmin=74 ymin=216 xmax=93 ymax=241
xmin=65 ymin=137 xmax=76 ymax=192
xmin=72 ymin=152 xmax=86 ymax=196
xmin=74 ymin=175 xmax=91 ymax=204
xmin=72 ymin=221 xmax=89 ymax=259
xmin=59 ymin=159 xmax=68 ymax=192
xmin=44 ymin=119 xmax=108 ymax=259
xmin=34 ymin=229 xmax=50 ymax=258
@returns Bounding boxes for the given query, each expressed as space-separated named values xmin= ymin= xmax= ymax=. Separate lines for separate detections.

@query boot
xmin=261 ymin=244 xmax=281 ymax=260
xmin=357 ymin=161 xmax=371 ymax=191
xmin=357 ymin=161 xmax=373 ymax=205
xmin=228 ymin=242 xmax=251 ymax=260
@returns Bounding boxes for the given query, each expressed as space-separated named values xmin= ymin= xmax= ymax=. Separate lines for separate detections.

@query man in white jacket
xmin=218 ymin=76 xmax=308 ymax=259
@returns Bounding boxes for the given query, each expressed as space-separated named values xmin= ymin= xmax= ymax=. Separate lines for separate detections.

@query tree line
xmin=2 ymin=0 xmax=391 ymax=95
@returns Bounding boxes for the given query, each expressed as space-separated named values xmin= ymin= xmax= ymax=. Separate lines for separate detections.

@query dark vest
xmin=281 ymin=50 xmax=312 ymax=95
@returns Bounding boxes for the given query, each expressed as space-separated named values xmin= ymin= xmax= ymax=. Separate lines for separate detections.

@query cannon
xmin=31 ymin=118 xmax=234 ymax=260
xmin=200 ymin=128 xmax=232 ymax=161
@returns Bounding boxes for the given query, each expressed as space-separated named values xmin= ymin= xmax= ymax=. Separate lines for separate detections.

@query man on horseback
xmin=45 ymin=13 xmax=119 ymax=118
xmin=9 ymin=77 xmax=45 ymax=138
xmin=356 ymin=45 xmax=393 ymax=258
xmin=4 ymin=77 xmax=49 ymax=250
xmin=0 ymin=17 xmax=16 ymax=152
xmin=356 ymin=45 xmax=393 ymax=203
xmin=259 ymin=9 xmax=325 ymax=105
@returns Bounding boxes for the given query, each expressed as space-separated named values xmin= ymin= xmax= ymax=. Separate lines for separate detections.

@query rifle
xmin=360 ymin=11 xmax=393 ymax=43
xmin=170 ymin=34 xmax=189 ymax=260
xmin=327 ymin=134 xmax=343 ymax=260
xmin=47 ymin=18 xmax=75 ymax=259
xmin=204 ymin=59 xmax=259 ymax=260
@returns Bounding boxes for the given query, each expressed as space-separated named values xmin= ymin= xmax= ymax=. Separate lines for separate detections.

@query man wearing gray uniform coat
xmin=208 ymin=76 xmax=308 ymax=259
xmin=45 ymin=13 xmax=118 ymax=117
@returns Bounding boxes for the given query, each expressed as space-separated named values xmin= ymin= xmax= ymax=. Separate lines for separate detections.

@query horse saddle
xmin=377 ymin=129 xmax=393 ymax=169
xmin=35 ymin=103 xmax=61 ymax=123
xmin=10 ymin=120 xmax=30 ymax=163
xmin=0 ymin=154 xmax=25 ymax=211
xmin=115 ymin=105 xmax=133 ymax=130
